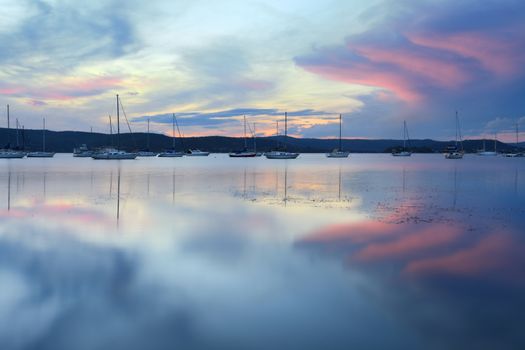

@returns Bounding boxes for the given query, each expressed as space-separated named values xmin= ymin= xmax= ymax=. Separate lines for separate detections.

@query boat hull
xmin=158 ymin=152 xmax=184 ymax=157
xmin=92 ymin=153 xmax=137 ymax=160
xmin=229 ymin=152 xmax=257 ymax=158
xmin=185 ymin=150 xmax=210 ymax=156
xmin=264 ymin=151 xmax=299 ymax=159
xmin=73 ymin=152 xmax=94 ymax=157
xmin=477 ymin=152 xmax=498 ymax=156
xmin=445 ymin=152 xmax=464 ymax=159
xmin=27 ymin=152 xmax=55 ymax=158
xmin=326 ymin=151 xmax=350 ymax=158
xmin=392 ymin=152 xmax=412 ymax=157
xmin=0 ymin=151 xmax=25 ymax=159
xmin=137 ymin=152 xmax=158 ymax=157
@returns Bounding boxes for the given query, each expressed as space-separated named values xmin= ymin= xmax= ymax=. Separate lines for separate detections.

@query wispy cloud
xmin=295 ymin=1 xmax=525 ymax=104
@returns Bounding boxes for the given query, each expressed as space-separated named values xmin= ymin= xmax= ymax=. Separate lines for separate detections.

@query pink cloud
xmin=301 ymin=64 xmax=422 ymax=103
xmin=408 ymin=30 xmax=525 ymax=77
xmin=295 ymin=22 xmax=525 ymax=105
xmin=235 ymin=78 xmax=274 ymax=91
xmin=0 ymin=76 xmax=123 ymax=101
xmin=27 ymin=100 xmax=47 ymax=106
xmin=355 ymin=45 xmax=472 ymax=88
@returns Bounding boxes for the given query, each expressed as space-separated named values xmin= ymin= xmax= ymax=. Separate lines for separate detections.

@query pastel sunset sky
xmin=1 ymin=0 xmax=524 ymax=140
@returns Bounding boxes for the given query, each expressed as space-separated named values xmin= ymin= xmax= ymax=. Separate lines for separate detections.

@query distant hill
xmin=0 ymin=127 xmax=523 ymax=153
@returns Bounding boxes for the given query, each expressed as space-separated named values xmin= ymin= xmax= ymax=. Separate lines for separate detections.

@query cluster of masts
xmin=1 ymin=97 xmax=523 ymax=159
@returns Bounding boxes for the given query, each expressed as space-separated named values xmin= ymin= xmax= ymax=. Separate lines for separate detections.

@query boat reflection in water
xmin=0 ymin=154 xmax=524 ymax=350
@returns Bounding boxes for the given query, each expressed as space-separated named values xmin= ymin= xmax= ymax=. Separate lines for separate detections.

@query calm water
xmin=1 ymin=154 xmax=524 ymax=350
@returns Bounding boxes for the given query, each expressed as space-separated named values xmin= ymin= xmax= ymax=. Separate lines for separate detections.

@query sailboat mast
xmin=172 ymin=113 xmax=175 ymax=149
xmin=147 ymin=118 xmax=150 ymax=150
xmin=6 ymin=105 xmax=10 ymax=146
xmin=243 ymin=115 xmax=247 ymax=149
xmin=455 ymin=111 xmax=458 ymax=147
xmin=285 ymin=112 xmax=288 ymax=138
xmin=253 ymin=123 xmax=257 ymax=153
xmin=109 ymin=115 xmax=113 ymax=147
xmin=16 ymin=119 xmax=19 ymax=148
xmin=516 ymin=122 xmax=519 ymax=149
xmin=116 ymin=94 xmax=120 ymax=150
xmin=403 ymin=120 xmax=406 ymax=149
xmin=275 ymin=120 xmax=279 ymax=148
xmin=339 ymin=114 xmax=342 ymax=151
xmin=43 ymin=117 xmax=46 ymax=152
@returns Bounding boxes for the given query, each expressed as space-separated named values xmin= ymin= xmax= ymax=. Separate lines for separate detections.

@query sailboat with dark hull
xmin=229 ymin=115 xmax=256 ymax=157
xmin=0 ymin=105 xmax=25 ymax=158
xmin=444 ymin=111 xmax=464 ymax=159
xmin=504 ymin=123 xmax=523 ymax=157
xmin=392 ymin=120 xmax=412 ymax=156
xmin=92 ymin=95 xmax=137 ymax=160
xmin=477 ymin=136 xmax=498 ymax=156
xmin=158 ymin=114 xmax=185 ymax=157
xmin=265 ymin=112 xmax=299 ymax=159
xmin=326 ymin=114 xmax=350 ymax=158
xmin=27 ymin=118 xmax=55 ymax=158
xmin=138 ymin=118 xmax=157 ymax=157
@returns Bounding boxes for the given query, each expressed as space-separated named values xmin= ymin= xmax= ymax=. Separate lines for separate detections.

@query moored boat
xmin=92 ymin=148 xmax=137 ymax=160
xmin=326 ymin=114 xmax=350 ymax=158
xmin=265 ymin=112 xmax=300 ymax=160
xmin=91 ymin=95 xmax=137 ymax=160
xmin=0 ymin=104 xmax=26 ymax=159
xmin=229 ymin=115 xmax=257 ymax=157
xmin=392 ymin=120 xmax=412 ymax=156
xmin=185 ymin=149 xmax=210 ymax=156
xmin=74 ymin=144 xmax=93 ymax=157
xmin=477 ymin=138 xmax=498 ymax=156
xmin=444 ymin=111 xmax=464 ymax=159
xmin=28 ymin=117 xmax=55 ymax=158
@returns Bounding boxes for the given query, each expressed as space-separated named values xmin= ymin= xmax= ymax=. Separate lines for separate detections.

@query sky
xmin=0 ymin=0 xmax=524 ymax=141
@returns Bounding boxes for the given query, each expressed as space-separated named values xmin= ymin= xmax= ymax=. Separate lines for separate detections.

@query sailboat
xmin=504 ymin=123 xmax=523 ymax=157
xmin=477 ymin=135 xmax=498 ymax=156
xmin=392 ymin=120 xmax=412 ymax=156
xmin=73 ymin=144 xmax=93 ymax=157
xmin=0 ymin=105 xmax=25 ymax=158
xmin=326 ymin=114 xmax=350 ymax=158
xmin=138 ymin=118 xmax=157 ymax=156
xmin=92 ymin=95 xmax=137 ymax=160
xmin=229 ymin=115 xmax=256 ymax=157
xmin=158 ymin=114 xmax=185 ymax=157
xmin=252 ymin=123 xmax=262 ymax=156
xmin=444 ymin=111 xmax=464 ymax=159
xmin=27 ymin=118 xmax=55 ymax=158
xmin=265 ymin=112 xmax=299 ymax=159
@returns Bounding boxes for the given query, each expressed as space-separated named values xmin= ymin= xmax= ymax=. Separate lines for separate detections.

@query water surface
xmin=1 ymin=154 xmax=524 ymax=350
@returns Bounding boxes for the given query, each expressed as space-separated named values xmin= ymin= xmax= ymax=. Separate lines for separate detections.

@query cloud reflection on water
xmin=0 ymin=154 xmax=524 ymax=349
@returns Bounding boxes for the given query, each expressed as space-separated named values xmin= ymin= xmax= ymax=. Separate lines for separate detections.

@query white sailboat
xmin=92 ymin=95 xmax=137 ymax=160
xmin=0 ymin=105 xmax=25 ymax=159
xmin=74 ymin=144 xmax=94 ymax=157
xmin=392 ymin=120 xmax=412 ymax=156
xmin=27 ymin=118 xmax=55 ymax=158
xmin=265 ymin=112 xmax=299 ymax=159
xmin=444 ymin=111 xmax=464 ymax=159
xmin=185 ymin=149 xmax=210 ymax=156
xmin=138 ymin=118 xmax=157 ymax=156
xmin=504 ymin=123 xmax=523 ymax=157
xmin=158 ymin=114 xmax=184 ymax=157
xmin=477 ymin=135 xmax=498 ymax=156
xmin=326 ymin=114 xmax=350 ymax=158
xmin=229 ymin=115 xmax=256 ymax=157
